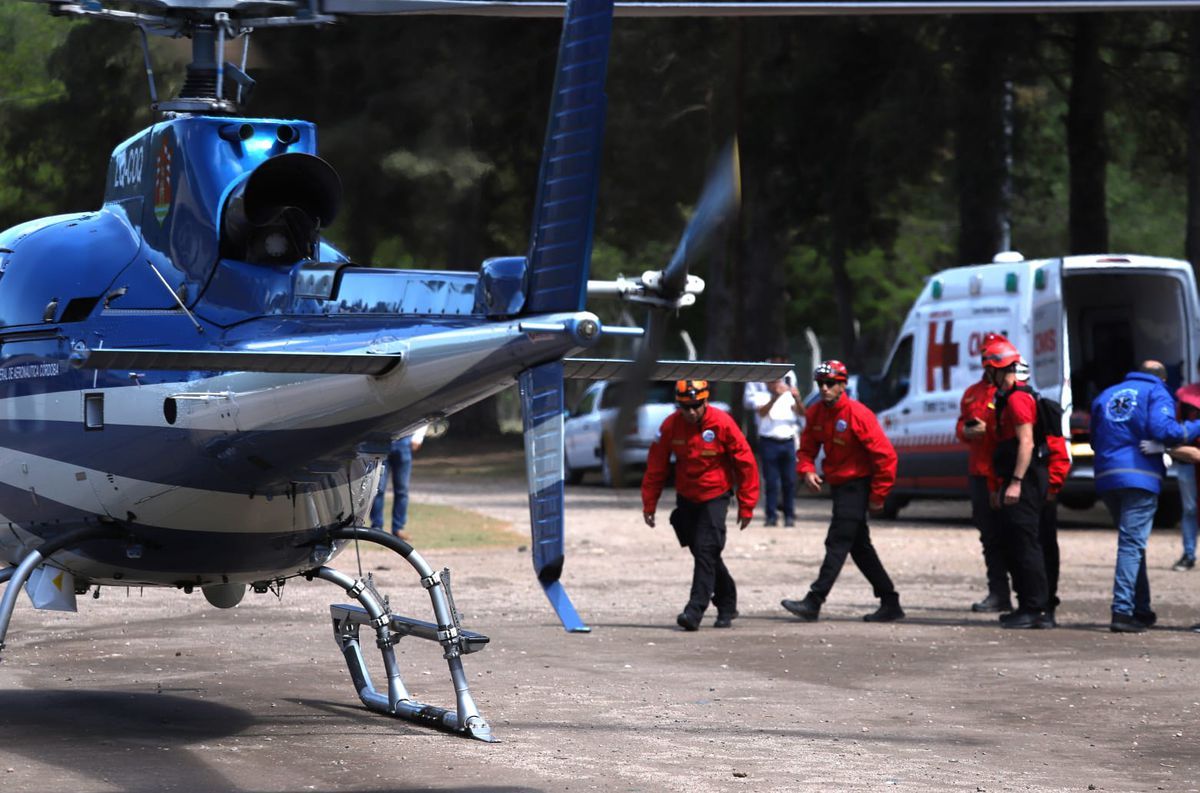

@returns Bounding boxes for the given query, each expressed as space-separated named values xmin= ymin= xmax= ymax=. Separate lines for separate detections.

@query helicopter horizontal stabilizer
xmin=562 ymin=357 xmax=793 ymax=382
xmin=518 ymin=360 xmax=590 ymax=632
xmin=318 ymin=0 xmax=1200 ymax=19
xmin=74 ymin=347 xmax=404 ymax=376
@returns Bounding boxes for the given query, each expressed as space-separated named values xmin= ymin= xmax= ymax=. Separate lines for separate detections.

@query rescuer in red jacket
xmin=781 ymin=360 xmax=904 ymax=623
xmin=1007 ymin=357 xmax=1071 ymax=627
xmin=642 ymin=379 xmax=760 ymax=631
xmin=987 ymin=344 xmax=1052 ymax=629
xmin=957 ymin=333 xmax=1011 ymax=614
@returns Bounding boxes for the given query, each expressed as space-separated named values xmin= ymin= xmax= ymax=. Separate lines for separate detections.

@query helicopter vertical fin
xmin=522 ymin=0 xmax=614 ymax=314
xmin=518 ymin=361 xmax=590 ymax=633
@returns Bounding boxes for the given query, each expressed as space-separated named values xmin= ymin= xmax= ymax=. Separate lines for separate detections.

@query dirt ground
xmin=2 ymin=446 xmax=1200 ymax=792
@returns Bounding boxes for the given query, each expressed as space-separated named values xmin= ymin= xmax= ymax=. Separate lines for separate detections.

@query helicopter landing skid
xmin=310 ymin=528 xmax=495 ymax=741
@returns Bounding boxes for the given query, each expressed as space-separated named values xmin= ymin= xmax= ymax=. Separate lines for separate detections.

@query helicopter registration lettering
xmin=0 ymin=363 xmax=60 ymax=381
xmin=112 ymin=145 xmax=144 ymax=190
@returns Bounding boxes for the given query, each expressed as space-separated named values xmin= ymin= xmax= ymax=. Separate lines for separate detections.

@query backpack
xmin=999 ymin=383 xmax=1062 ymax=436
xmin=993 ymin=384 xmax=1064 ymax=468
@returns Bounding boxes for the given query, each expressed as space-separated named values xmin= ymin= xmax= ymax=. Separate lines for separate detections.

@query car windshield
xmin=645 ymin=382 xmax=675 ymax=404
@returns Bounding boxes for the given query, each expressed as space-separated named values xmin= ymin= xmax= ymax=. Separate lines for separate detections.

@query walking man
xmin=1092 ymin=361 xmax=1200 ymax=633
xmin=642 ymin=380 xmax=760 ymax=631
xmin=781 ymin=360 xmax=904 ymax=623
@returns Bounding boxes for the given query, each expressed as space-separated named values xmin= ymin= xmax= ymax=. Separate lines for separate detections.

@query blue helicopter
xmin=0 ymin=0 xmax=1190 ymax=743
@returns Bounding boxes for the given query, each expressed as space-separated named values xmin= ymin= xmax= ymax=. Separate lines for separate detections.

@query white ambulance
xmin=860 ymin=253 xmax=1199 ymax=522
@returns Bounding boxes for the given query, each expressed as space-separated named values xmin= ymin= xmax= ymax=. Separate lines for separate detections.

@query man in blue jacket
xmin=1092 ymin=361 xmax=1200 ymax=633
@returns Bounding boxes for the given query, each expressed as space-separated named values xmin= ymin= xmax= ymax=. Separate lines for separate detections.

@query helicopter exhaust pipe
xmin=221 ymin=152 xmax=342 ymax=265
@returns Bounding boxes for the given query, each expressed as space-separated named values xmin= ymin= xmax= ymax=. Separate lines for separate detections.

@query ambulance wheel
xmin=565 ymin=461 xmax=584 ymax=485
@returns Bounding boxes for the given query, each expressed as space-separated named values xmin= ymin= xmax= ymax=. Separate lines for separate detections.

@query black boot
xmin=971 ymin=592 xmax=1013 ymax=613
xmin=863 ymin=593 xmax=905 ymax=623
xmin=781 ymin=593 xmax=821 ymax=622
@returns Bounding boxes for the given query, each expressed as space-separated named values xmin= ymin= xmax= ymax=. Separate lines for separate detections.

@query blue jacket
xmin=1091 ymin=372 xmax=1200 ymax=494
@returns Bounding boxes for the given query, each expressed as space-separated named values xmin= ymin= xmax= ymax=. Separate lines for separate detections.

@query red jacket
xmin=956 ymin=378 xmax=997 ymax=477
xmin=641 ymin=405 xmax=760 ymax=520
xmin=1046 ymin=434 xmax=1071 ymax=495
xmin=796 ymin=395 xmax=897 ymax=505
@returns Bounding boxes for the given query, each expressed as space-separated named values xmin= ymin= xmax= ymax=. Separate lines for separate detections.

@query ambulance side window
xmin=877 ymin=335 xmax=913 ymax=411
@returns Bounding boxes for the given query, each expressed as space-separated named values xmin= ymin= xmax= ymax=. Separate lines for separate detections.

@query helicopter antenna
xmin=136 ymin=26 xmax=159 ymax=105
xmin=146 ymin=261 xmax=205 ymax=334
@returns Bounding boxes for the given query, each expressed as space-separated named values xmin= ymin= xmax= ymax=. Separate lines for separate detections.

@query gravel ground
xmin=1 ymin=457 xmax=1199 ymax=792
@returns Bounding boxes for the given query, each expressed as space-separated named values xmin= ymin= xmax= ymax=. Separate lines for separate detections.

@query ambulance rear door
xmin=1029 ymin=258 xmax=1069 ymax=426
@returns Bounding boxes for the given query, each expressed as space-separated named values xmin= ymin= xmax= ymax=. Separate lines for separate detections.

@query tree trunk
xmin=829 ymin=160 xmax=859 ymax=369
xmin=1067 ymin=13 xmax=1109 ymax=255
xmin=955 ymin=16 xmax=1011 ymax=265
xmin=1187 ymin=13 xmax=1200 ymax=270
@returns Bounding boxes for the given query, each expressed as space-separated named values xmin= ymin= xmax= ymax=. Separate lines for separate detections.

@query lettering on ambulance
xmin=1032 ymin=301 xmax=1062 ymax=387
xmin=925 ymin=320 xmax=959 ymax=392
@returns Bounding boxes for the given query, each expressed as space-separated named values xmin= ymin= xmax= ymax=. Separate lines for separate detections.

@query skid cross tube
xmin=0 ymin=526 xmax=126 ymax=654
xmin=316 ymin=527 xmax=494 ymax=741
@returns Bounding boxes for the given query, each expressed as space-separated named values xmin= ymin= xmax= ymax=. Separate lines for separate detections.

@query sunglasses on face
xmin=816 ymin=380 xmax=840 ymax=389
xmin=678 ymin=402 xmax=705 ymax=412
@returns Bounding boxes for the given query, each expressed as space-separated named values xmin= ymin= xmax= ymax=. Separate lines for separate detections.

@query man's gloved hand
xmin=1139 ymin=439 xmax=1166 ymax=455
xmin=643 ymin=512 xmax=656 ymax=528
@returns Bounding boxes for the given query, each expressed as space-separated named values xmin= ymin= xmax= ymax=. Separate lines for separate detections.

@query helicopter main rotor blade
xmin=319 ymin=0 xmax=1200 ymax=17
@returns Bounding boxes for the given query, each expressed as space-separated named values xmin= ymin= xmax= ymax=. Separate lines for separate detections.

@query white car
xmin=564 ymin=380 xmax=730 ymax=487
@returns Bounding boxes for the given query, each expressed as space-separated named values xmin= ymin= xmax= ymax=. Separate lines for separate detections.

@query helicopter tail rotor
xmin=608 ymin=141 xmax=741 ymax=482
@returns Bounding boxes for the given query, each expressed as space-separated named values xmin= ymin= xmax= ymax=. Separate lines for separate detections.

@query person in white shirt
xmin=743 ymin=361 xmax=803 ymax=526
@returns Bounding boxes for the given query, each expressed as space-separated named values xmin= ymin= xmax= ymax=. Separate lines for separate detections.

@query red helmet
xmin=813 ymin=360 xmax=849 ymax=382
xmin=675 ymin=379 xmax=710 ymax=404
xmin=981 ymin=338 xmax=1020 ymax=369
xmin=980 ymin=332 xmax=1009 ymax=363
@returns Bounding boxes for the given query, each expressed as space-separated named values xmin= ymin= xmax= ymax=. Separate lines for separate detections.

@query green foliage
xmin=0 ymin=8 xmax=1198 ymax=368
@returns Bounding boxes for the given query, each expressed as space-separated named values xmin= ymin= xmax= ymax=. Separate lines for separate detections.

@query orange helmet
xmin=981 ymin=338 xmax=1020 ymax=369
xmin=813 ymin=360 xmax=849 ymax=382
xmin=675 ymin=379 xmax=710 ymax=404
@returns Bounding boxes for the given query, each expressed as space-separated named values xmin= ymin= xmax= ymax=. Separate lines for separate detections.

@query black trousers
xmin=674 ymin=494 xmax=737 ymax=620
xmin=1040 ymin=499 xmax=1060 ymax=610
xmin=809 ymin=477 xmax=897 ymax=602
xmin=970 ymin=474 xmax=1010 ymax=600
xmin=999 ymin=465 xmax=1050 ymax=612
